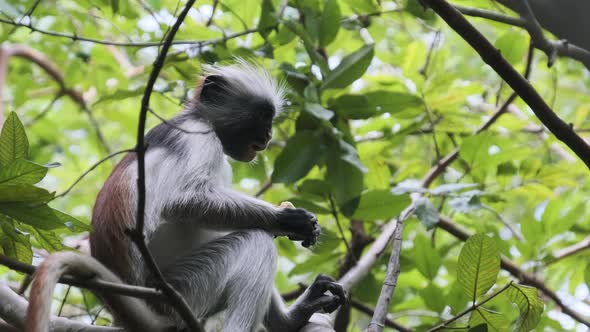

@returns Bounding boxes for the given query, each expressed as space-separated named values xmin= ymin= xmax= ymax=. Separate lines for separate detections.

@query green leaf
xmin=352 ymin=190 xmax=410 ymax=220
xmin=52 ymin=209 xmax=92 ymax=232
xmin=430 ymin=183 xmax=478 ymax=195
xmin=0 ymin=112 xmax=29 ymax=165
xmin=111 ymin=0 xmax=119 ymax=13
xmin=468 ymin=324 xmax=488 ymax=332
xmin=414 ymin=197 xmax=439 ymax=230
xmin=319 ymin=0 xmax=341 ymax=47
xmin=19 ymin=224 xmax=65 ymax=252
xmin=0 ymin=160 xmax=48 ymax=186
xmin=585 ymin=264 xmax=590 ymax=288
xmin=258 ymin=0 xmax=278 ymax=37
xmin=272 ymin=131 xmax=325 ymax=183
xmin=304 ymin=103 xmax=334 ymax=121
xmin=321 ymin=44 xmax=374 ymax=90
xmin=0 ymin=204 xmax=68 ymax=230
xmin=495 ymin=29 xmax=528 ymax=64
xmin=331 ymin=91 xmax=422 ymax=119
xmin=283 ymin=20 xmax=330 ymax=75
xmin=0 ymin=217 xmax=33 ymax=264
xmin=421 ymin=283 xmax=446 ymax=313
xmin=0 ymin=185 xmax=54 ymax=203
xmin=469 ymin=307 xmax=509 ymax=332
xmin=326 ymin=140 xmax=365 ymax=209
xmin=457 ymin=234 xmax=500 ymax=302
xmin=506 ymin=284 xmax=544 ymax=332
xmin=413 ymin=234 xmax=442 ymax=279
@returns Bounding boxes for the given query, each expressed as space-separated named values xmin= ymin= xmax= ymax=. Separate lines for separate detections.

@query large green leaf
xmin=0 ymin=112 xmax=29 ymax=165
xmin=0 ymin=217 xmax=33 ymax=264
xmin=19 ymin=224 xmax=65 ymax=252
xmin=326 ymin=140 xmax=365 ymax=210
xmin=506 ymin=284 xmax=544 ymax=332
xmin=457 ymin=234 xmax=500 ymax=302
xmin=258 ymin=0 xmax=278 ymax=37
xmin=319 ymin=0 xmax=341 ymax=47
xmin=414 ymin=197 xmax=439 ymax=230
xmin=331 ymin=91 xmax=422 ymax=119
xmin=0 ymin=160 xmax=48 ymax=186
xmin=321 ymin=44 xmax=374 ymax=90
xmin=0 ymin=185 xmax=54 ymax=203
xmin=0 ymin=203 xmax=69 ymax=230
xmin=469 ymin=307 xmax=509 ymax=332
xmin=351 ymin=190 xmax=410 ymax=221
xmin=413 ymin=234 xmax=442 ymax=279
xmin=272 ymin=131 xmax=325 ymax=183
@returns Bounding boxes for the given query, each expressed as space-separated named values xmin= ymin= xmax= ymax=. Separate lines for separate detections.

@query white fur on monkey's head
xmin=200 ymin=59 xmax=286 ymax=114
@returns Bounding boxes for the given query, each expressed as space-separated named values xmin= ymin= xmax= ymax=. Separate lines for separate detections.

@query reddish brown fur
xmin=90 ymin=153 xmax=137 ymax=283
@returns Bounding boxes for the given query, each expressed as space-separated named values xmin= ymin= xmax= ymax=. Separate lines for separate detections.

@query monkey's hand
xmin=276 ymin=207 xmax=320 ymax=247
xmin=289 ymin=275 xmax=347 ymax=329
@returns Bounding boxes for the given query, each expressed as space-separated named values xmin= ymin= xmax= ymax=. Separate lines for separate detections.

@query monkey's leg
xmin=154 ymin=230 xmax=277 ymax=332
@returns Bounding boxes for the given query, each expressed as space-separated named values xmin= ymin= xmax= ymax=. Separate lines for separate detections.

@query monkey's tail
xmin=26 ymin=251 xmax=165 ymax=332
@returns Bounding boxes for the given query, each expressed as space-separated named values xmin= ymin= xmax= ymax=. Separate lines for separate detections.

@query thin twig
xmin=428 ymin=282 xmax=513 ymax=331
xmin=0 ymin=17 xmax=257 ymax=48
xmin=328 ymin=195 xmax=354 ymax=264
xmin=206 ymin=0 xmax=219 ymax=27
xmin=57 ymin=286 xmax=71 ymax=316
xmin=55 ymin=149 xmax=135 ymax=199
xmin=129 ymin=0 xmax=202 ymax=330
xmin=453 ymin=4 xmax=525 ymax=27
xmin=548 ymin=234 xmax=590 ymax=264
xmin=24 ymin=93 xmax=63 ymax=126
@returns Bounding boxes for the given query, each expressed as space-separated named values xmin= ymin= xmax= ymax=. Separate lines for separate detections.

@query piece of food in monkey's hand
xmin=279 ymin=201 xmax=295 ymax=208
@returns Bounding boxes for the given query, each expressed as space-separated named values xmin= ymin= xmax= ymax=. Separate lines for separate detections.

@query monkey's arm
xmin=162 ymin=187 xmax=320 ymax=245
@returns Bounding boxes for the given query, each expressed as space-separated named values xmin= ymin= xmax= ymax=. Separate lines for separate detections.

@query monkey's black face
xmin=215 ymin=99 xmax=275 ymax=162
xmin=200 ymin=74 xmax=277 ymax=162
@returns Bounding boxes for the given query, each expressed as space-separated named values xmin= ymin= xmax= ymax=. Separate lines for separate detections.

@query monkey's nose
xmin=251 ymin=142 xmax=267 ymax=151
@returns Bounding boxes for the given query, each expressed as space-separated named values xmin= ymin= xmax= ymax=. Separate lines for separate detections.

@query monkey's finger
xmin=322 ymin=296 xmax=344 ymax=313
xmin=306 ymin=295 xmax=338 ymax=313
xmin=325 ymin=282 xmax=347 ymax=304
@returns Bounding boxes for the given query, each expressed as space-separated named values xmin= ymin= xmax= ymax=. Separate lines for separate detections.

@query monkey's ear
xmin=200 ymin=75 xmax=228 ymax=104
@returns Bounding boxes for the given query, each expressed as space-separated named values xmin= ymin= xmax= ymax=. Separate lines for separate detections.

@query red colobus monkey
xmin=26 ymin=61 xmax=345 ymax=332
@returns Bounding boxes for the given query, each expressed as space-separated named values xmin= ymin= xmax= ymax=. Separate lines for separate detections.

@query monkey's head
xmin=196 ymin=61 xmax=285 ymax=162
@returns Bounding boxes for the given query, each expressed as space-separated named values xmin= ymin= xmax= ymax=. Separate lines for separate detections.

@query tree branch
xmin=420 ymin=0 xmax=590 ymax=170
xmin=366 ymin=206 xmax=414 ymax=332
xmin=509 ymin=0 xmax=590 ymax=69
xmin=129 ymin=1 xmax=202 ymax=331
xmin=0 ymin=284 xmax=121 ymax=332
xmin=453 ymin=4 xmax=525 ymax=27
xmin=550 ymin=234 xmax=590 ymax=264
xmin=0 ymin=254 xmax=164 ymax=301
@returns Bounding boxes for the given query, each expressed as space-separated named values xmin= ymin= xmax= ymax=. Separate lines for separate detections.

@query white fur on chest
xmin=138 ymin=120 xmax=232 ymax=267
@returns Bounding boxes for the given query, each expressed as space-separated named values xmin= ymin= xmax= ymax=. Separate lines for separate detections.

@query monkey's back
xmin=90 ymin=153 xmax=139 ymax=285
